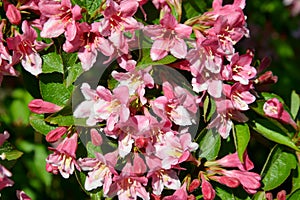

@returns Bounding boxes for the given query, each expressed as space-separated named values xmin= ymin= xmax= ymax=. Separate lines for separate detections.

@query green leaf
xmin=291 ymin=91 xmax=300 ymax=119
xmin=215 ymin=184 xmax=251 ymax=200
xmin=250 ymin=118 xmax=299 ymax=151
xmin=71 ymin=0 xmax=103 ymax=15
xmin=62 ymin=52 xmax=83 ymax=87
xmin=233 ymin=123 xmax=250 ymax=163
xmin=292 ymin=164 xmax=300 ymax=192
xmin=182 ymin=0 xmax=208 ymax=19
xmin=42 ymin=52 xmax=64 ymax=74
xmin=29 ymin=113 xmax=56 ymax=135
xmin=251 ymin=191 xmax=266 ymax=200
xmin=262 ymin=151 xmax=297 ymax=190
xmin=39 ymin=73 xmax=71 ymax=106
xmin=46 ymin=115 xmax=74 ymax=126
xmin=0 ymin=142 xmax=23 ymax=161
xmin=136 ymin=48 xmax=177 ymax=70
xmin=288 ymin=189 xmax=300 ymax=200
xmin=66 ymin=63 xmax=83 ymax=87
xmin=86 ymin=141 xmax=102 ymax=158
xmin=197 ymin=129 xmax=221 ymax=160
xmin=33 ymin=145 xmax=52 ymax=187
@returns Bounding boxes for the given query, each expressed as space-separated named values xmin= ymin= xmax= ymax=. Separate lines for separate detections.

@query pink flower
xmin=210 ymin=175 xmax=240 ymax=188
xmin=146 ymin=156 xmax=181 ymax=195
xmin=63 ymin=22 xmax=114 ymax=71
xmin=78 ymin=153 xmax=114 ymax=194
xmin=144 ymin=13 xmax=192 ymax=61
xmin=0 ymin=165 xmax=14 ymax=190
xmin=208 ymin=99 xmax=248 ymax=138
xmin=222 ymin=52 xmax=257 ymax=85
xmin=16 ymin=190 xmax=31 ymax=200
xmin=151 ymin=81 xmax=198 ymax=126
xmin=39 ymin=0 xmax=82 ymax=39
xmin=223 ymin=83 xmax=256 ymax=111
xmin=99 ymin=0 xmax=141 ymax=36
xmin=154 ymin=132 xmax=198 ymax=169
xmin=211 ymin=151 xmax=254 ymax=171
xmin=163 ymin=182 xmax=188 ymax=200
xmin=28 ymin=99 xmax=62 ymax=114
xmin=6 ymin=21 xmax=49 ymax=76
xmin=221 ymin=170 xmax=261 ymax=194
xmin=73 ymin=83 xmax=130 ymax=129
xmin=263 ymin=98 xmax=298 ymax=129
xmin=107 ymin=154 xmax=150 ymax=200
xmin=201 ymin=174 xmax=216 ymax=200
xmin=90 ymin=129 xmax=103 ymax=146
xmin=111 ymin=66 xmax=154 ymax=104
xmin=46 ymin=133 xmax=80 ymax=178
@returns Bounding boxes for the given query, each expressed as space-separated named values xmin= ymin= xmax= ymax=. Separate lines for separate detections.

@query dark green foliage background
xmin=0 ymin=0 xmax=300 ymax=199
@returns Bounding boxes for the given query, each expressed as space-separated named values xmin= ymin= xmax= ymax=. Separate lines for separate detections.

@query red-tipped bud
xmin=277 ymin=190 xmax=286 ymax=200
xmin=28 ymin=99 xmax=62 ymax=114
xmin=5 ymin=4 xmax=21 ymax=25
xmin=46 ymin=127 xmax=67 ymax=143
xmin=201 ymin=174 xmax=215 ymax=200
xmin=263 ymin=98 xmax=298 ymax=130
xmin=265 ymin=192 xmax=273 ymax=200
xmin=90 ymin=129 xmax=102 ymax=146
xmin=135 ymin=137 xmax=148 ymax=149
xmin=189 ymin=179 xmax=201 ymax=192
xmin=256 ymin=71 xmax=278 ymax=85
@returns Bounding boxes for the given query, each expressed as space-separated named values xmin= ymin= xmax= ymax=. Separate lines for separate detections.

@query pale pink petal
xmin=151 ymin=39 xmax=169 ymax=61
xmin=40 ymin=18 xmax=65 ymax=38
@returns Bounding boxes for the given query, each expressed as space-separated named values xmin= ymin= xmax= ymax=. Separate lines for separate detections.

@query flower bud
xmin=188 ymin=179 xmax=201 ymax=192
xmin=276 ymin=190 xmax=286 ymax=200
xmin=46 ymin=127 xmax=67 ymax=143
xmin=5 ymin=4 xmax=21 ymax=25
xmin=28 ymin=99 xmax=62 ymax=114
xmin=90 ymin=129 xmax=103 ymax=146
xmin=201 ymin=174 xmax=215 ymax=200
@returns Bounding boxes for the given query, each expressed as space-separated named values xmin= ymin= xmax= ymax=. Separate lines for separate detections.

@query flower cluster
xmin=2 ymin=0 xmax=300 ymax=199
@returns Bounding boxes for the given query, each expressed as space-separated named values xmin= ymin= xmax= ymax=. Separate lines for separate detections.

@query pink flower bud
xmin=263 ymin=98 xmax=298 ymax=129
xmin=266 ymin=192 xmax=273 ymax=200
xmin=135 ymin=137 xmax=148 ymax=149
xmin=256 ymin=71 xmax=278 ymax=85
xmin=46 ymin=127 xmax=68 ymax=143
xmin=0 ymin=131 xmax=10 ymax=146
xmin=90 ymin=129 xmax=102 ymax=146
xmin=276 ymin=190 xmax=286 ymax=200
xmin=28 ymin=99 xmax=62 ymax=114
xmin=189 ymin=179 xmax=201 ymax=192
xmin=201 ymin=174 xmax=215 ymax=200
xmin=17 ymin=190 xmax=31 ymax=200
xmin=5 ymin=4 xmax=21 ymax=25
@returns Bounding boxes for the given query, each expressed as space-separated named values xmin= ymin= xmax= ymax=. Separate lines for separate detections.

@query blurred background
xmin=0 ymin=0 xmax=300 ymax=199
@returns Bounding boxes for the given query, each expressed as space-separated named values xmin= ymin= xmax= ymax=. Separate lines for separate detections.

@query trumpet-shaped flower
xmin=144 ymin=13 xmax=192 ymax=61
xmin=6 ymin=21 xmax=49 ymax=75
xmin=39 ymin=0 xmax=82 ymax=39
xmin=46 ymin=133 xmax=80 ymax=178
xmin=154 ymin=132 xmax=198 ymax=169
